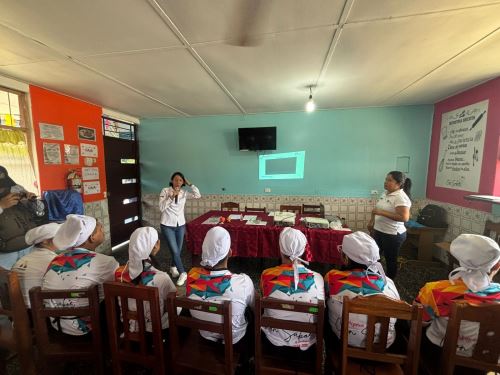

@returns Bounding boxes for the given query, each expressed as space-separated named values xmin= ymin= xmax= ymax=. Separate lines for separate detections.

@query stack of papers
xmin=202 ymin=217 xmax=220 ymax=225
xmin=245 ymin=219 xmax=267 ymax=226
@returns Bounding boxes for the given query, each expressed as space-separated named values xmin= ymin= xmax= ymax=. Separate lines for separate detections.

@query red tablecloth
xmin=186 ymin=211 xmax=350 ymax=264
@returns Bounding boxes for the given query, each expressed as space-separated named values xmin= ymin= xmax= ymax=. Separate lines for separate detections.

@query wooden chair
xmin=328 ymin=294 xmax=423 ymax=375
xmin=221 ymin=201 xmax=240 ymax=211
xmin=279 ymin=205 xmax=302 ymax=214
xmin=441 ymin=300 xmax=500 ymax=375
xmin=166 ymin=292 xmax=238 ymax=375
xmin=435 ymin=219 xmax=500 ymax=272
xmin=103 ymin=281 xmax=166 ymax=375
xmin=29 ymin=285 xmax=104 ymax=375
xmin=302 ymin=204 xmax=325 ymax=218
xmin=245 ymin=206 xmax=266 ymax=213
xmin=255 ymin=295 xmax=325 ymax=375
xmin=0 ymin=268 xmax=36 ymax=375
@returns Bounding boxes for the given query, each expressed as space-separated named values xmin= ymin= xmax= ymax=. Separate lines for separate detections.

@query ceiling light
xmin=305 ymin=86 xmax=316 ymax=112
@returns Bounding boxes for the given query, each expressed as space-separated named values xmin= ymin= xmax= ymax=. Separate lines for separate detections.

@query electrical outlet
xmin=264 ymin=188 xmax=271 ymax=193
xmin=370 ymin=190 xmax=378 ymax=196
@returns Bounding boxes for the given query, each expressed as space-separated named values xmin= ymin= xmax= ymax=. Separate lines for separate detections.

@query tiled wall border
xmin=83 ymin=199 xmax=111 ymax=254
xmin=141 ymin=193 xmax=500 ymax=264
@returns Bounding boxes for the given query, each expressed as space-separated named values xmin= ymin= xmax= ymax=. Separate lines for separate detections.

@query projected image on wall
xmin=259 ymin=151 xmax=305 ymax=180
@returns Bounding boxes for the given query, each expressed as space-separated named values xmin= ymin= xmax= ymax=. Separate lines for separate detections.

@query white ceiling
xmin=0 ymin=0 xmax=499 ymax=118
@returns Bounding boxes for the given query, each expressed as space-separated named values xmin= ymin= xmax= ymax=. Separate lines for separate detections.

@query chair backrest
xmin=0 ymin=268 xmax=36 ymax=375
xmin=340 ymin=294 xmax=423 ymax=375
xmin=221 ymin=201 xmax=240 ymax=211
xmin=103 ymin=281 xmax=165 ymax=375
xmin=244 ymin=206 xmax=266 ymax=213
xmin=302 ymin=203 xmax=325 ymax=218
xmin=166 ymin=292 xmax=234 ymax=375
xmin=441 ymin=300 xmax=500 ymax=375
xmin=29 ymin=285 xmax=103 ymax=373
xmin=280 ymin=205 xmax=302 ymax=214
xmin=255 ymin=295 xmax=325 ymax=375
xmin=484 ymin=219 xmax=500 ymax=244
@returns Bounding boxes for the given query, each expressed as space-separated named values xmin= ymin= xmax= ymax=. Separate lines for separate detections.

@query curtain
xmin=0 ymin=128 xmax=37 ymax=193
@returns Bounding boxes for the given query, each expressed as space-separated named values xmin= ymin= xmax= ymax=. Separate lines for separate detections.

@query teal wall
xmin=140 ymin=106 xmax=434 ymax=198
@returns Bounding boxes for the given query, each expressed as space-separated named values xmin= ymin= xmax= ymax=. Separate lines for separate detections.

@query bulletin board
xmin=29 ymin=85 xmax=106 ymax=202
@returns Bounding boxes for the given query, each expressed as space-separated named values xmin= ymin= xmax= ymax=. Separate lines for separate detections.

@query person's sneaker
xmin=176 ymin=272 xmax=187 ymax=286
xmin=170 ymin=267 xmax=179 ymax=278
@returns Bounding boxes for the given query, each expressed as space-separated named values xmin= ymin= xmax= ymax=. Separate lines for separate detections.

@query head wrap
xmin=127 ymin=227 xmax=159 ymax=280
xmin=0 ymin=166 xmax=16 ymax=189
xmin=279 ymin=227 xmax=309 ymax=290
xmin=201 ymin=227 xmax=231 ymax=268
xmin=53 ymin=214 xmax=97 ymax=249
xmin=342 ymin=231 xmax=387 ymax=283
xmin=449 ymin=234 xmax=500 ymax=292
xmin=25 ymin=223 xmax=61 ymax=246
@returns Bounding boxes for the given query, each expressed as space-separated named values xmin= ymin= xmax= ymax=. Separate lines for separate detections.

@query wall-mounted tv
xmin=238 ymin=126 xmax=276 ymax=151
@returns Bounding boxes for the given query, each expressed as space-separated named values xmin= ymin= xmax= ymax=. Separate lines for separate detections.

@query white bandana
xmin=53 ymin=214 xmax=97 ymax=249
xmin=201 ymin=227 xmax=231 ymax=268
xmin=25 ymin=223 xmax=61 ymax=246
xmin=449 ymin=234 xmax=500 ymax=292
xmin=342 ymin=231 xmax=387 ymax=284
xmin=279 ymin=227 xmax=309 ymax=290
xmin=128 ymin=227 xmax=159 ymax=280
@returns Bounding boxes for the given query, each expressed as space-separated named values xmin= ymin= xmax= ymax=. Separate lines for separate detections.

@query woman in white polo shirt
xmin=368 ymin=171 xmax=411 ymax=279
xmin=159 ymin=171 xmax=201 ymax=286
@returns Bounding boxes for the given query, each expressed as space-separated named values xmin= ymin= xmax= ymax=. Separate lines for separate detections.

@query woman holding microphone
xmin=368 ymin=171 xmax=411 ymax=279
xmin=159 ymin=171 xmax=201 ymax=286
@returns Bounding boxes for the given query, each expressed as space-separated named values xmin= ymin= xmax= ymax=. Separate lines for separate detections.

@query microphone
xmin=175 ymin=195 xmax=178 ymax=204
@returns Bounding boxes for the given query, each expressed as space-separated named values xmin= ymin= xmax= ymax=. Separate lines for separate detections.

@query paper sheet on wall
xmin=82 ymin=167 xmax=99 ymax=180
xmin=80 ymin=143 xmax=98 ymax=157
xmin=435 ymin=100 xmax=488 ymax=192
xmin=43 ymin=143 xmax=61 ymax=164
xmin=83 ymin=181 xmax=100 ymax=195
xmin=64 ymin=144 xmax=79 ymax=164
xmin=39 ymin=123 xmax=64 ymax=140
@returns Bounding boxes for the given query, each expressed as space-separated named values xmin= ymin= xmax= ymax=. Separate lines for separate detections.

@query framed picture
xmin=78 ymin=126 xmax=96 ymax=141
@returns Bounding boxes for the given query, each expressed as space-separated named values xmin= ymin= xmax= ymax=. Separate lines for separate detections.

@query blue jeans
xmin=0 ymin=246 xmax=33 ymax=270
xmin=373 ymin=230 xmax=406 ymax=279
xmin=161 ymin=224 xmax=186 ymax=274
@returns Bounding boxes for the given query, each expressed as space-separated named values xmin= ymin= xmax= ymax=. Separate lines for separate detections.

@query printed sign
xmin=80 ymin=143 xmax=98 ymax=157
xmin=83 ymin=180 xmax=100 ymax=195
xmin=78 ymin=126 xmax=96 ymax=141
xmin=39 ymin=123 xmax=64 ymax=140
xmin=64 ymin=144 xmax=79 ymax=164
xmin=43 ymin=143 xmax=61 ymax=164
xmin=435 ymin=100 xmax=488 ymax=192
xmin=82 ymin=167 xmax=99 ymax=180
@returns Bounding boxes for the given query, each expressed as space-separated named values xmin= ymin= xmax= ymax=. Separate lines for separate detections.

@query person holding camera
xmin=0 ymin=166 xmax=43 ymax=269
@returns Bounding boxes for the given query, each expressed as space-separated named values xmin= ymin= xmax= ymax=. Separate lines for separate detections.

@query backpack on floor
xmin=417 ymin=204 xmax=448 ymax=228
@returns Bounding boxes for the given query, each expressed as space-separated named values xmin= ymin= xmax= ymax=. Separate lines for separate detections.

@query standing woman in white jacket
xmin=159 ymin=171 xmax=201 ymax=286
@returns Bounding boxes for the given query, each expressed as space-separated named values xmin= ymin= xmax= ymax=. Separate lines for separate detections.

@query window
xmin=103 ymin=117 xmax=135 ymax=140
xmin=0 ymin=86 xmax=37 ymax=193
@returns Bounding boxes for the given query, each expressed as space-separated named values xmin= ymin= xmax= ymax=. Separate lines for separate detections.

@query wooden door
xmin=103 ymin=118 xmax=141 ymax=248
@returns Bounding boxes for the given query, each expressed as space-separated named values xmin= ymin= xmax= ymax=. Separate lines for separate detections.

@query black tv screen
xmin=238 ymin=126 xmax=276 ymax=151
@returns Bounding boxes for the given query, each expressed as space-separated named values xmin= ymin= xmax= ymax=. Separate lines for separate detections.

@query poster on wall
xmin=78 ymin=126 xmax=96 ymax=141
xmin=82 ymin=167 xmax=99 ymax=180
xmin=64 ymin=144 xmax=79 ymax=164
xmin=39 ymin=123 xmax=64 ymax=140
xmin=42 ymin=143 xmax=61 ymax=164
xmin=83 ymin=180 xmax=101 ymax=195
xmin=435 ymin=100 xmax=488 ymax=192
xmin=80 ymin=143 xmax=98 ymax=157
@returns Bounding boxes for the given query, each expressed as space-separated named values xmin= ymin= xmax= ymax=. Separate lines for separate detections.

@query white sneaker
xmin=170 ymin=267 xmax=179 ymax=278
xmin=176 ymin=272 xmax=187 ymax=286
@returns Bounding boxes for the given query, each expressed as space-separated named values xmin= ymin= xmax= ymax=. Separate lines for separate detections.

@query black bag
xmin=417 ymin=204 xmax=448 ymax=228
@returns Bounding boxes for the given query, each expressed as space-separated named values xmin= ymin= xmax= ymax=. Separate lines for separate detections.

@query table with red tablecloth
xmin=186 ymin=211 xmax=351 ymax=264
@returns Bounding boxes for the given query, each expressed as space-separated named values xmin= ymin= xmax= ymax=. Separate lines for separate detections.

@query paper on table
xmin=242 ymin=215 xmax=257 ymax=221
xmin=228 ymin=214 xmax=242 ymax=220
xmin=246 ymin=219 xmax=267 ymax=226
xmin=202 ymin=217 xmax=220 ymax=225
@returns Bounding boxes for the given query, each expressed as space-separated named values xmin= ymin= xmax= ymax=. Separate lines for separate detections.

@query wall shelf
xmin=464 ymin=195 xmax=500 ymax=204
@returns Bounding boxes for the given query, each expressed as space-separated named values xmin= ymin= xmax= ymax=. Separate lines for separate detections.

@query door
xmin=102 ymin=117 xmax=141 ymax=248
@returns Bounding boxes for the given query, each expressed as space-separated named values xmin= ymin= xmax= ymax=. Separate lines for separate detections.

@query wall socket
xmin=370 ymin=190 xmax=379 ymax=196
xmin=264 ymin=188 xmax=271 ymax=193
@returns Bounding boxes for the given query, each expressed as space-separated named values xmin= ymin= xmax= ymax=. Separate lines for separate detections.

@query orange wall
xmin=30 ymin=85 xmax=106 ymax=202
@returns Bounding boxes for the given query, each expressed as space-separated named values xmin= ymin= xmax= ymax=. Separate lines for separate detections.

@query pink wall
xmin=427 ymin=77 xmax=500 ymax=212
